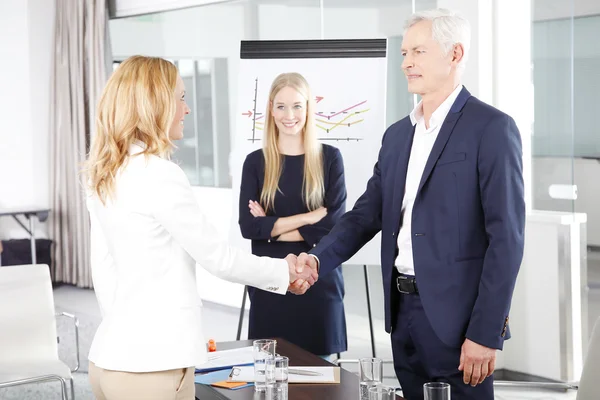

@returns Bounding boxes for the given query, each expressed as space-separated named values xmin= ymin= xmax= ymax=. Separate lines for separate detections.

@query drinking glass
xmin=368 ymin=384 xmax=396 ymax=400
xmin=265 ymin=355 xmax=289 ymax=400
xmin=423 ymin=382 xmax=451 ymax=400
xmin=358 ymin=357 xmax=383 ymax=400
xmin=253 ymin=339 xmax=276 ymax=392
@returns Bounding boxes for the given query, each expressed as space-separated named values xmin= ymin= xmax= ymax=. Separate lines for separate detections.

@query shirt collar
xmin=129 ymin=140 xmax=147 ymax=155
xmin=409 ymin=84 xmax=464 ymax=128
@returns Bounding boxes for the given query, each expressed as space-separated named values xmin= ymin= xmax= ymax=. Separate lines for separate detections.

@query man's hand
xmin=458 ymin=338 xmax=496 ymax=386
xmin=296 ymin=252 xmax=319 ymax=273
xmin=285 ymin=254 xmax=318 ymax=295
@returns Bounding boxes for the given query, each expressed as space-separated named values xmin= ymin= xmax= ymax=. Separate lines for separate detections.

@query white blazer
xmin=87 ymin=143 xmax=289 ymax=372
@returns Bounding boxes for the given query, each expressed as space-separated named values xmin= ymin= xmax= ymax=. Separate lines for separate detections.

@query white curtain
xmin=49 ymin=0 xmax=111 ymax=287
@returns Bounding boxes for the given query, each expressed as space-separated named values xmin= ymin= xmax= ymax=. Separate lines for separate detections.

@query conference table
xmin=195 ymin=338 xmax=405 ymax=399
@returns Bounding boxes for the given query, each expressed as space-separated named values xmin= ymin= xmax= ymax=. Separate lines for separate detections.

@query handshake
xmin=284 ymin=253 xmax=319 ymax=295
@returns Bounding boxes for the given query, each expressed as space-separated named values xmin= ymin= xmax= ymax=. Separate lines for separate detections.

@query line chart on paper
xmin=241 ymin=77 xmax=370 ymax=143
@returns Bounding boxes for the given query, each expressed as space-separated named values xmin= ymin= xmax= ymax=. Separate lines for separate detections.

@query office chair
xmin=0 ymin=264 xmax=79 ymax=399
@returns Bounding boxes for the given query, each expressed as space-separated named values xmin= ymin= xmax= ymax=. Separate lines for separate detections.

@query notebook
xmin=194 ymin=369 xmax=231 ymax=385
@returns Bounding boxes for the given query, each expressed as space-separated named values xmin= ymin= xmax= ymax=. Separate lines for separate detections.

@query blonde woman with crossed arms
xmin=238 ymin=72 xmax=348 ymax=360
xmin=84 ymin=56 xmax=317 ymax=400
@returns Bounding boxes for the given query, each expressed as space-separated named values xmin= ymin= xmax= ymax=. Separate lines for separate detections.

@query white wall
xmin=0 ymin=3 xmax=33 ymax=211
xmin=0 ymin=0 xmax=54 ymax=240
xmin=28 ymin=0 xmax=54 ymax=212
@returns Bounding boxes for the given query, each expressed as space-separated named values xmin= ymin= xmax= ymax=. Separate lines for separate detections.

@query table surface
xmin=195 ymin=338 xmax=404 ymax=400
xmin=0 ymin=207 xmax=50 ymax=216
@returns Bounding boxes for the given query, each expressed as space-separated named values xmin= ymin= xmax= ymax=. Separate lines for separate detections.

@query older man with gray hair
xmin=297 ymin=8 xmax=525 ymax=400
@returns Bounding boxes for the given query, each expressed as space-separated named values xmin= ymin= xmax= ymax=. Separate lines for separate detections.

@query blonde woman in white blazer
xmin=84 ymin=56 xmax=318 ymax=400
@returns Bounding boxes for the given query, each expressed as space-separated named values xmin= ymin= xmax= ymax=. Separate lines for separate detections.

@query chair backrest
xmin=577 ymin=317 xmax=600 ymax=399
xmin=0 ymin=264 xmax=59 ymax=363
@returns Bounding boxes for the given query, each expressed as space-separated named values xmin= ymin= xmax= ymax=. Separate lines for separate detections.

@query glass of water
xmin=368 ymin=384 xmax=396 ymax=400
xmin=265 ymin=355 xmax=289 ymax=400
xmin=358 ymin=357 xmax=383 ymax=400
xmin=423 ymin=382 xmax=451 ymax=400
xmin=253 ymin=339 xmax=277 ymax=392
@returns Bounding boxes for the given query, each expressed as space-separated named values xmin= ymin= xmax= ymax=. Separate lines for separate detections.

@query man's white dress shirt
xmin=395 ymin=85 xmax=463 ymax=276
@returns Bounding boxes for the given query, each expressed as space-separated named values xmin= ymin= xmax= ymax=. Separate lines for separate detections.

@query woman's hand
xmin=303 ymin=207 xmax=327 ymax=225
xmin=248 ymin=200 xmax=266 ymax=217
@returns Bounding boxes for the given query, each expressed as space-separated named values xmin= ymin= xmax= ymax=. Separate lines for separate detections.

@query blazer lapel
xmin=390 ymin=120 xmax=415 ymax=232
xmin=416 ymin=87 xmax=471 ymax=196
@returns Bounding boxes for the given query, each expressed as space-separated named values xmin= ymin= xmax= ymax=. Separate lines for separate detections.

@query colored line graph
xmin=315 ymin=109 xmax=369 ymax=133
xmin=315 ymin=100 xmax=367 ymax=120
xmin=250 ymin=109 xmax=369 ymax=133
xmin=243 ymin=77 xmax=370 ymax=142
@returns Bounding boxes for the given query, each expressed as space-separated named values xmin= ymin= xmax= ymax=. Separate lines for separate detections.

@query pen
xmin=288 ymin=368 xmax=323 ymax=376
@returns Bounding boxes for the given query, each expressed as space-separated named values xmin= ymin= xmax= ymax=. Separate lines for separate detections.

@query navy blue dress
xmin=238 ymin=144 xmax=348 ymax=355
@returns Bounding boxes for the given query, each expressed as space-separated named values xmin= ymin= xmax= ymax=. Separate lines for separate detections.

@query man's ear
xmin=452 ymin=43 xmax=465 ymax=65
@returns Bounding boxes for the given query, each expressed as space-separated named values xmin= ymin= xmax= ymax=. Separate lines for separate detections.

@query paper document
xmin=229 ymin=366 xmax=340 ymax=384
xmin=195 ymin=346 xmax=254 ymax=372
xmin=194 ymin=369 xmax=231 ymax=384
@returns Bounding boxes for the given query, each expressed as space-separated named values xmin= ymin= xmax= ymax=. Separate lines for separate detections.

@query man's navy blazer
xmin=311 ymin=87 xmax=525 ymax=350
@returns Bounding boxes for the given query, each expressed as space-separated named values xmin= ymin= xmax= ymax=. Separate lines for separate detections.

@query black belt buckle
xmin=396 ymin=275 xmax=418 ymax=294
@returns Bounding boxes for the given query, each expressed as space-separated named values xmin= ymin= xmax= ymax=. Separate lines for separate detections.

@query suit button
xmin=392 ymin=232 xmax=395 ymax=237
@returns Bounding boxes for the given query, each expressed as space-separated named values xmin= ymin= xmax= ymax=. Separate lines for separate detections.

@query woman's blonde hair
xmin=261 ymin=72 xmax=324 ymax=213
xmin=85 ymin=55 xmax=178 ymax=204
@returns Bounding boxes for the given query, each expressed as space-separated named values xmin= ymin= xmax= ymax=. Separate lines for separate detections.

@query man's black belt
xmin=396 ymin=275 xmax=418 ymax=294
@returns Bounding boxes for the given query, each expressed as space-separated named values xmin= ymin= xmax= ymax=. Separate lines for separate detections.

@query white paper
xmin=229 ymin=366 xmax=337 ymax=383
xmin=195 ymin=346 xmax=254 ymax=371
